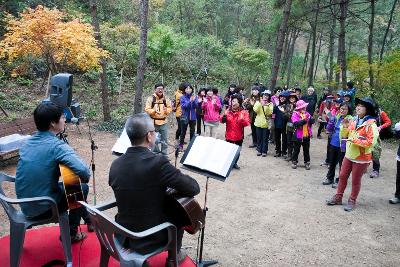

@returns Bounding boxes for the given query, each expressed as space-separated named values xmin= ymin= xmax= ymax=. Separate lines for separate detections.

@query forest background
xmin=0 ymin=0 xmax=399 ymax=130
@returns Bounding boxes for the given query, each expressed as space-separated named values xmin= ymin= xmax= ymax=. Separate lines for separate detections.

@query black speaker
xmin=49 ymin=73 xmax=73 ymax=108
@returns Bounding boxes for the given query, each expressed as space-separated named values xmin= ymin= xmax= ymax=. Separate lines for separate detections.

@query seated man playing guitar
xmin=109 ymin=113 xmax=200 ymax=264
xmin=15 ymin=103 xmax=92 ymax=243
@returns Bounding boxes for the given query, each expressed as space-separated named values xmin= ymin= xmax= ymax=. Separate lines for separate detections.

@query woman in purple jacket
xmin=179 ymin=83 xmax=198 ymax=150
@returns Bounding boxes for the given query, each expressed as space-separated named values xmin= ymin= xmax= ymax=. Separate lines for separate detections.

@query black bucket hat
xmin=355 ymin=97 xmax=377 ymax=117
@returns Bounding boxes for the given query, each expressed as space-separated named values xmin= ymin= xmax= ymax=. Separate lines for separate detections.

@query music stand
xmin=180 ymin=136 xmax=240 ymax=267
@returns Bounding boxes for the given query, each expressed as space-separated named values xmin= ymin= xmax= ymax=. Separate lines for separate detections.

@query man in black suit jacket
xmin=109 ymin=113 xmax=200 ymax=262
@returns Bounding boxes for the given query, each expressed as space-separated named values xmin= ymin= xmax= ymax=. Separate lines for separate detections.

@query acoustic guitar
xmin=59 ymin=164 xmax=84 ymax=210
xmin=165 ymin=188 xmax=205 ymax=235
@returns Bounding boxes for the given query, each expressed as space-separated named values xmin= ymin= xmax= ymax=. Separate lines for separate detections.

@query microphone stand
xmin=86 ymin=119 xmax=98 ymax=205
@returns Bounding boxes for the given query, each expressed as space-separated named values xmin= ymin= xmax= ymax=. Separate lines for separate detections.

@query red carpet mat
xmin=0 ymin=225 xmax=196 ymax=267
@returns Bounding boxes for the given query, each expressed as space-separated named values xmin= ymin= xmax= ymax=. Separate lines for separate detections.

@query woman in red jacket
xmin=221 ymin=94 xmax=250 ymax=169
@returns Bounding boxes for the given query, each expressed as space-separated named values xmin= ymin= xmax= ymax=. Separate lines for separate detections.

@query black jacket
xmin=109 ymin=146 xmax=200 ymax=253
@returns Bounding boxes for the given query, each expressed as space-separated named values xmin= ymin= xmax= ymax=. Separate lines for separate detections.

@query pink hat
xmin=295 ymin=100 xmax=309 ymax=110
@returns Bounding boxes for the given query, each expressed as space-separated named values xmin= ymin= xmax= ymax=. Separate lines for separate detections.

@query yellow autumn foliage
xmin=0 ymin=5 xmax=108 ymax=75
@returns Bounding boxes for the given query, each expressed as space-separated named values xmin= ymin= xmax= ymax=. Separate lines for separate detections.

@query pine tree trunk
xmin=379 ymin=0 xmax=397 ymax=63
xmin=307 ymin=0 xmax=320 ymax=87
xmin=368 ymin=0 xmax=375 ymax=90
xmin=314 ymin=33 xmax=323 ymax=81
xmin=89 ymin=0 xmax=111 ymax=121
xmin=338 ymin=0 xmax=348 ymax=88
xmin=134 ymin=0 xmax=149 ymax=114
xmin=280 ymin=29 xmax=292 ymax=78
xmin=328 ymin=6 xmax=336 ymax=86
xmin=302 ymin=35 xmax=311 ymax=78
xmin=286 ymin=30 xmax=299 ymax=87
xmin=269 ymin=0 xmax=293 ymax=89
xmin=377 ymin=0 xmax=397 ymax=87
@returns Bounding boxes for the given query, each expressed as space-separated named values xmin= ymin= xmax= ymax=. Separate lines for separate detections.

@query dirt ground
xmin=1 ymin=122 xmax=400 ymax=266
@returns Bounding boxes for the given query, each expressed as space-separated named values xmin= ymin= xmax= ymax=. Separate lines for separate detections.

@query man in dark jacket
xmin=302 ymin=86 xmax=318 ymax=115
xmin=109 ymin=113 xmax=200 ymax=263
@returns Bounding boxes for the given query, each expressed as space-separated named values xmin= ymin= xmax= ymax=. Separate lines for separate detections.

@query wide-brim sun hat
xmin=355 ymin=97 xmax=377 ymax=116
xmin=279 ymin=91 xmax=290 ymax=97
xmin=261 ymin=89 xmax=271 ymax=96
xmin=295 ymin=100 xmax=309 ymax=110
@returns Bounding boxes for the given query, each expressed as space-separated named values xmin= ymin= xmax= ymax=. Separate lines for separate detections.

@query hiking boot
xmin=326 ymin=194 xmax=342 ymax=205
xmin=274 ymin=152 xmax=281 ymax=157
xmin=291 ymin=162 xmax=297 ymax=169
xmin=344 ymin=199 xmax=356 ymax=212
xmin=322 ymin=178 xmax=333 ymax=185
xmin=305 ymin=162 xmax=311 ymax=170
xmin=369 ymin=170 xmax=379 ymax=178
xmin=389 ymin=197 xmax=400 ymax=204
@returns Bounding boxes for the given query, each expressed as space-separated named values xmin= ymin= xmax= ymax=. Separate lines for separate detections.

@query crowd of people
xmin=144 ymin=81 xmax=400 ymax=212
xmin=7 ymin=80 xmax=399 ymax=263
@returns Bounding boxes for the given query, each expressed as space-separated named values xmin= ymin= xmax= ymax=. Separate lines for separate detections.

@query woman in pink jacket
xmin=202 ymin=88 xmax=222 ymax=138
xmin=291 ymin=100 xmax=315 ymax=170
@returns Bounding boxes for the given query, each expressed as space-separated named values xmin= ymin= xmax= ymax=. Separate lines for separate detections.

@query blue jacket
xmin=326 ymin=114 xmax=351 ymax=151
xmin=180 ymin=93 xmax=198 ymax=121
xmin=15 ymin=131 xmax=90 ymax=217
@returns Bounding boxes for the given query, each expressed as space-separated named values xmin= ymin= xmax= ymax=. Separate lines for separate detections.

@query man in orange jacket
xmin=145 ymin=83 xmax=172 ymax=155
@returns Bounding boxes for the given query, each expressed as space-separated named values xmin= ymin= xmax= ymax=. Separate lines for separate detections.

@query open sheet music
xmin=180 ymin=136 xmax=240 ymax=180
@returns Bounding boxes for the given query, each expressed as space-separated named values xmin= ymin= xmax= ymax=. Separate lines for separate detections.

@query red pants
xmin=336 ymin=157 xmax=369 ymax=201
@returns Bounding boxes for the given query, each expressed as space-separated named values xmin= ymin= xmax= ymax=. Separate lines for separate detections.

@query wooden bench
xmin=0 ymin=118 xmax=36 ymax=161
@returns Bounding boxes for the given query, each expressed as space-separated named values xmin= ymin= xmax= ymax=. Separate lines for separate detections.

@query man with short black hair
xmin=15 ymin=102 xmax=92 ymax=243
xmin=109 ymin=113 xmax=200 ymax=263
xmin=145 ymin=83 xmax=172 ymax=155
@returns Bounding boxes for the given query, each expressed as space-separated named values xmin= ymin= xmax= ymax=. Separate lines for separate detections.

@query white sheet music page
xmin=183 ymin=136 xmax=239 ymax=177
xmin=111 ymin=128 xmax=131 ymax=154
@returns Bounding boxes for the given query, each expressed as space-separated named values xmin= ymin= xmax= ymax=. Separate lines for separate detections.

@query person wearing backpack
xmin=174 ymin=83 xmax=185 ymax=141
xmin=145 ymin=83 xmax=172 ymax=155
xmin=370 ymin=106 xmax=392 ymax=178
